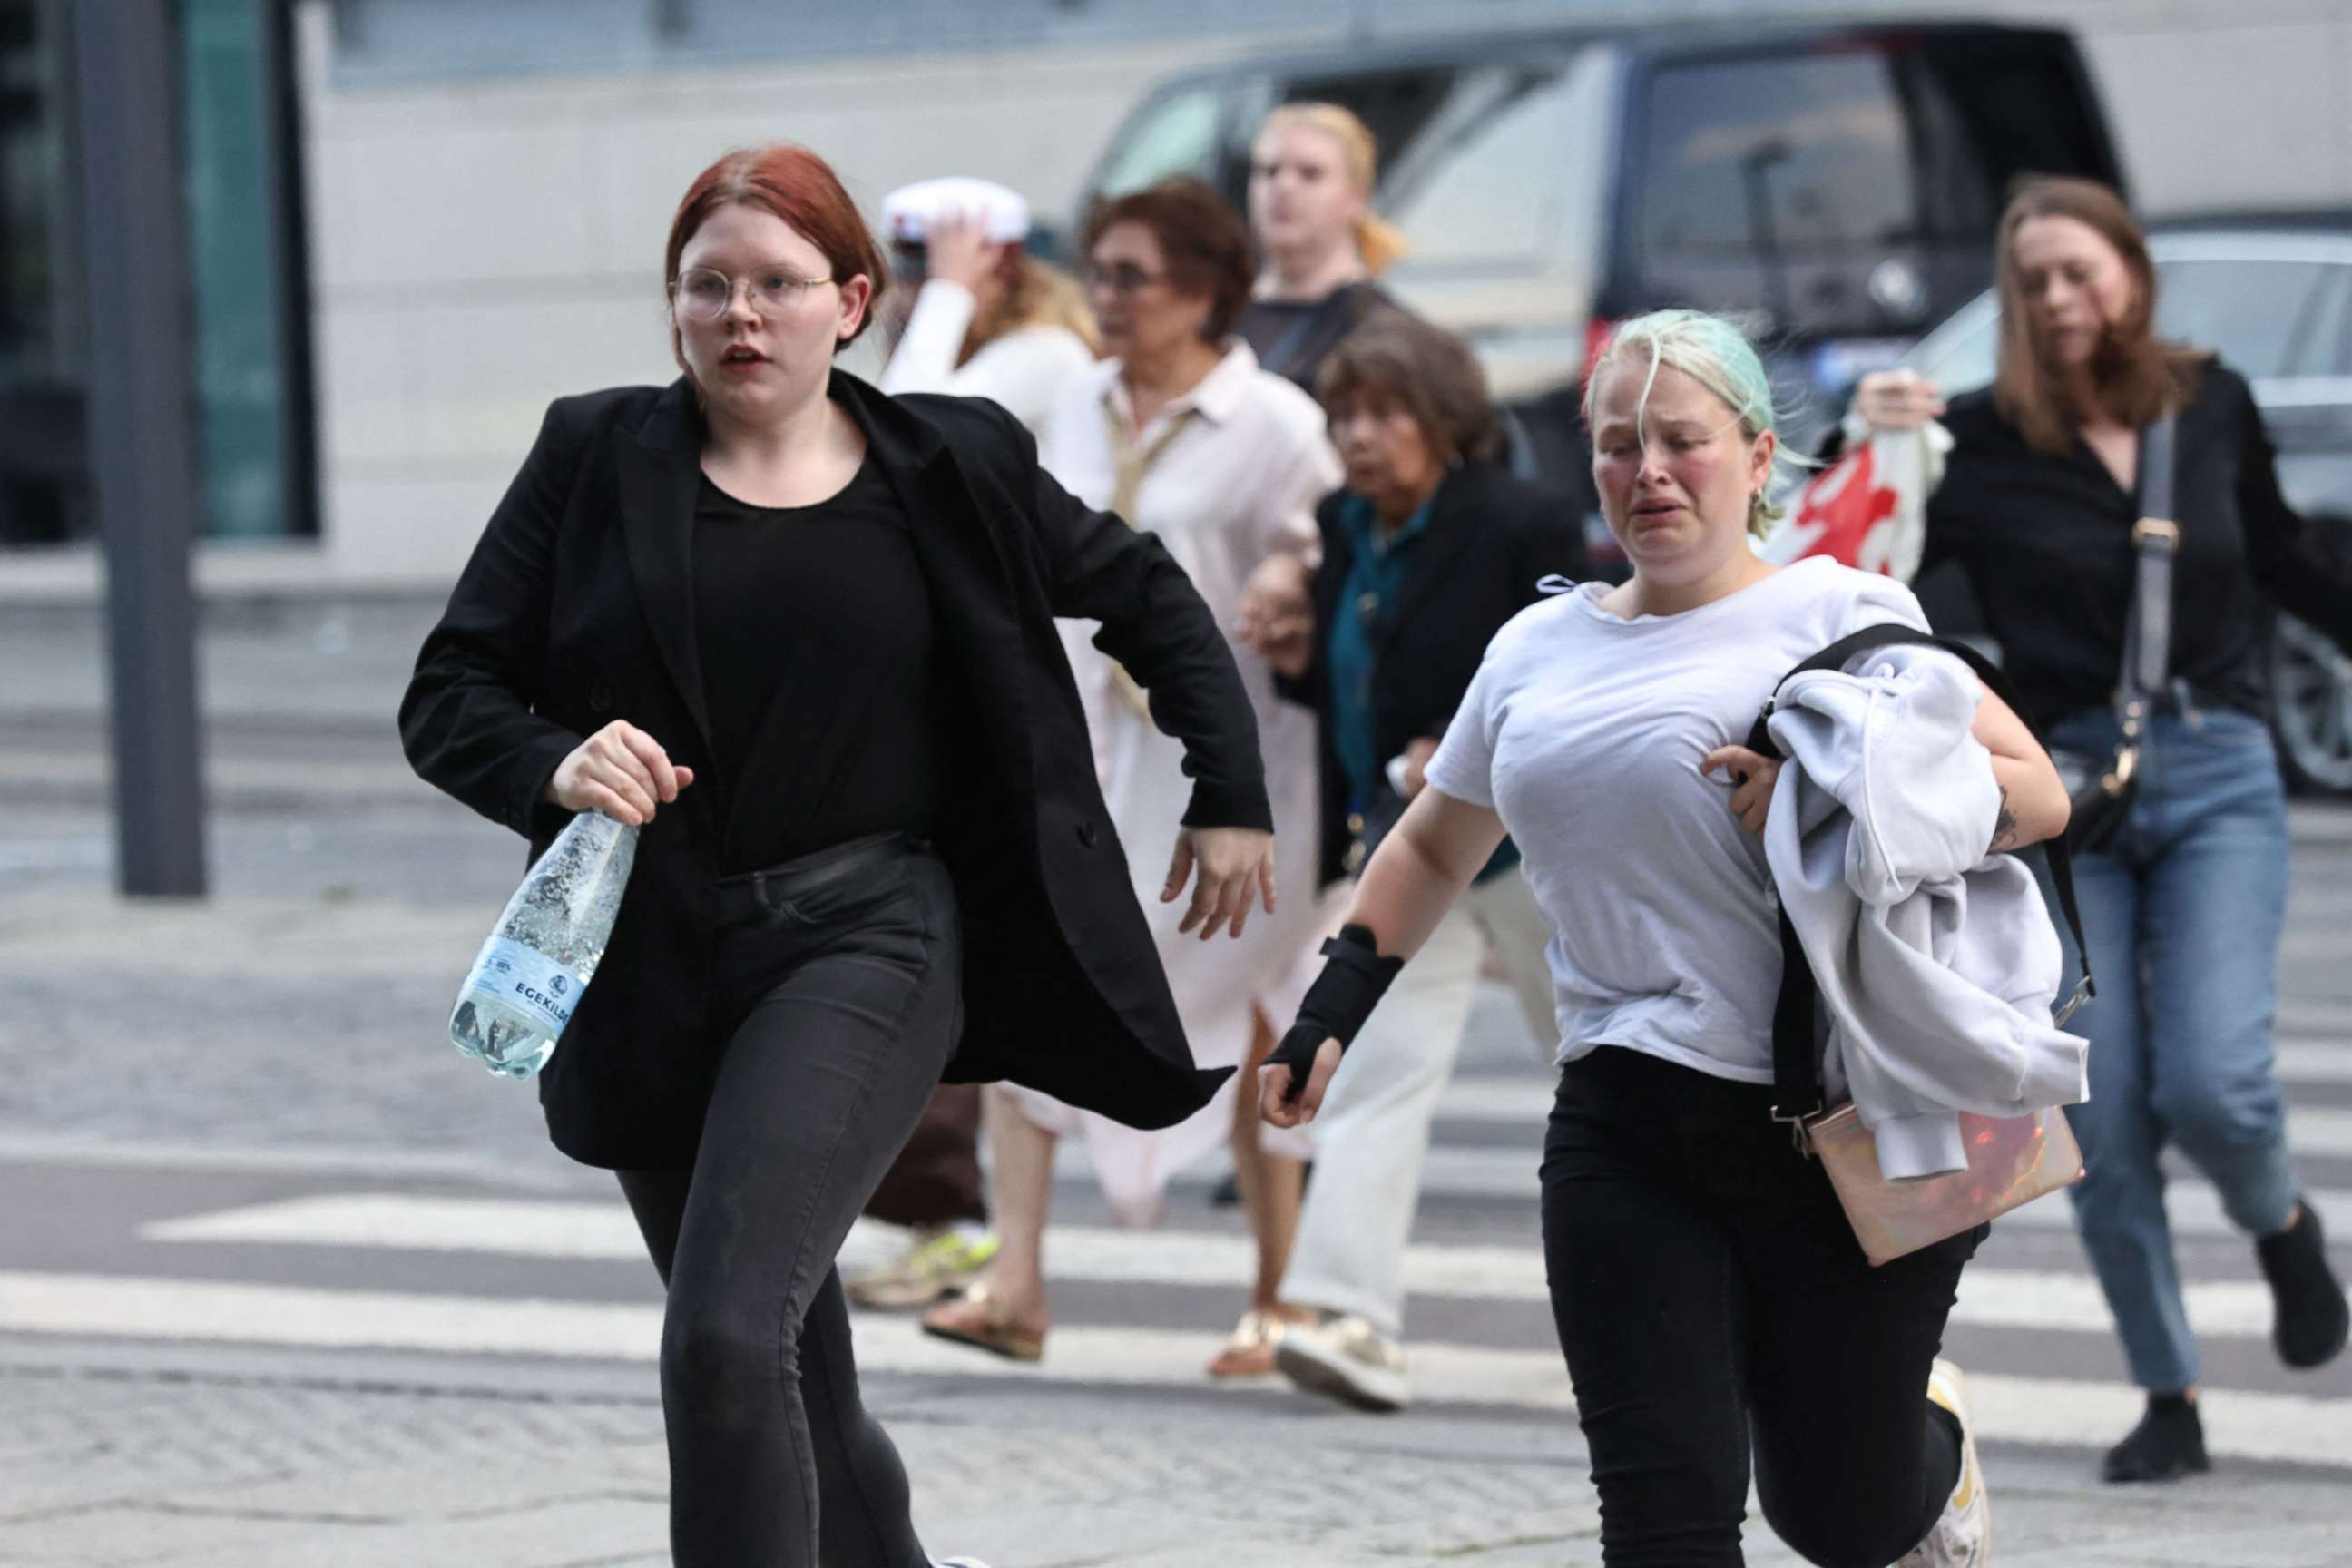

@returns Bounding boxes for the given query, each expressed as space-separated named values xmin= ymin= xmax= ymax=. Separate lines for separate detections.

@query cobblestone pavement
xmin=6 ymin=1353 xmax=2348 ymax=1567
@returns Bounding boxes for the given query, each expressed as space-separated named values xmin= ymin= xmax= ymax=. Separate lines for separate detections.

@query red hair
xmin=663 ymin=144 xmax=889 ymax=367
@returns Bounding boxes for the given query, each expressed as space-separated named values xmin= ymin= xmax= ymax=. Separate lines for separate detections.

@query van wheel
xmin=2268 ymin=613 xmax=2352 ymax=797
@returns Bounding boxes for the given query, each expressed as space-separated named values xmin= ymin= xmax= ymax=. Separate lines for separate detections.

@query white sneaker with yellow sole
xmin=1896 ymin=1357 xmax=1990 ymax=1567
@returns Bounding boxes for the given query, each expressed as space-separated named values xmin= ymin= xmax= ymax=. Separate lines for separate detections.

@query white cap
xmin=882 ymin=177 xmax=1031 ymax=246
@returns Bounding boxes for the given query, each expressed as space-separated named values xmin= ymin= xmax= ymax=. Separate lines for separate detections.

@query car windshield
xmin=1904 ymin=243 xmax=2352 ymax=393
xmin=1092 ymin=84 xmax=1226 ymax=197
xmin=1632 ymin=53 xmax=1916 ymax=261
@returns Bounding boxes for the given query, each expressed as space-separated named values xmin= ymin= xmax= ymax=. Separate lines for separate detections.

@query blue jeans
xmin=2042 ymin=705 xmax=2300 ymax=1394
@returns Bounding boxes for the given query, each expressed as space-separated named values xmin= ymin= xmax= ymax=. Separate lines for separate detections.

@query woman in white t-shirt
xmin=1259 ymin=310 xmax=2072 ymax=1568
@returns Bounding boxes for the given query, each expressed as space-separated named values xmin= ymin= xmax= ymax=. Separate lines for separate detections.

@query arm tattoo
xmin=1989 ymin=786 xmax=2021 ymax=854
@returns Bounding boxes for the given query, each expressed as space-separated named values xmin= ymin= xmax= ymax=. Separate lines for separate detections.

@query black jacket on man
xmin=401 ymin=371 xmax=1269 ymax=1171
xmin=1283 ymin=459 xmax=1585 ymax=889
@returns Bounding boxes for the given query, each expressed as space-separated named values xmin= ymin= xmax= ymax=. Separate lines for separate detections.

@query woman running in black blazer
xmin=400 ymin=142 xmax=1278 ymax=1568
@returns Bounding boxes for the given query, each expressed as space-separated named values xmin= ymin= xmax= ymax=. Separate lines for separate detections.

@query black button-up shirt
xmin=1923 ymin=361 xmax=2352 ymax=728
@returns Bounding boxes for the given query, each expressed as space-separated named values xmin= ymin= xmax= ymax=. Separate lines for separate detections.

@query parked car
xmin=1900 ymin=220 xmax=2352 ymax=794
xmin=1079 ymin=17 xmax=2126 ymax=549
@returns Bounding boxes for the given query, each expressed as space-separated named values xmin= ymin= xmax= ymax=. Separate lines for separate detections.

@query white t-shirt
xmin=1424 ymin=557 xmax=1931 ymax=1083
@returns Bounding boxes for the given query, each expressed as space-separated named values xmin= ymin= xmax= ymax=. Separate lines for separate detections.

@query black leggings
xmin=618 ymin=834 xmax=962 ymax=1568
xmin=1541 ymin=1045 xmax=1976 ymax=1567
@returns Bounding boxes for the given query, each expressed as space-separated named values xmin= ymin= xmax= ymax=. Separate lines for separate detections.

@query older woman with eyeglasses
xmin=922 ymin=177 xmax=1343 ymax=1378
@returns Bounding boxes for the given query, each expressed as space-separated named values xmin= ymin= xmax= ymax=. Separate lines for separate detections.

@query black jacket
xmin=1924 ymin=362 xmax=2352 ymax=727
xmin=1282 ymin=459 xmax=1585 ymax=889
xmin=400 ymin=372 xmax=1269 ymax=1170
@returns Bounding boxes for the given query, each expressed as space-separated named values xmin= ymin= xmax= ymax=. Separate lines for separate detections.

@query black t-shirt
xmin=1238 ymin=282 xmax=1409 ymax=395
xmin=691 ymin=454 xmax=940 ymax=871
xmin=1921 ymin=363 xmax=2352 ymax=728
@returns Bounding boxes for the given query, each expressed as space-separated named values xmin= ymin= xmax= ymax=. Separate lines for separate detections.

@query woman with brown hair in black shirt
xmin=1855 ymin=175 xmax=2352 ymax=1485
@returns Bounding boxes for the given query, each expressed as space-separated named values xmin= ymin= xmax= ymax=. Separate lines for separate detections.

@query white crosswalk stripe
xmin=8 ymin=1039 xmax=2350 ymax=1470
xmin=5 ymin=1266 xmax=2350 ymax=1466
xmin=141 ymin=1193 xmax=2288 ymax=1337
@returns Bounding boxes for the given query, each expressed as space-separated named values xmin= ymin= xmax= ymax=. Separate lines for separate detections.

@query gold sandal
xmin=1206 ymin=1307 xmax=1305 ymax=1378
xmin=920 ymin=1282 xmax=1046 ymax=1363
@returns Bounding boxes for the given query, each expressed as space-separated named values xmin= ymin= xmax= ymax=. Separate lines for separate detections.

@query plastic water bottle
xmin=449 ymin=810 xmax=638 ymax=1079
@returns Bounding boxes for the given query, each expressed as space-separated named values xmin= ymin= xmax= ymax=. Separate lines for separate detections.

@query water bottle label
xmin=461 ymin=936 xmax=583 ymax=1034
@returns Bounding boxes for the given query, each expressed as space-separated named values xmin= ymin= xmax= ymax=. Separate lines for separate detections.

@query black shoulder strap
xmin=1757 ymin=624 xmax=2094 ymax=1127
xmin=2122 ymin=411 xmax=2180 ymax=703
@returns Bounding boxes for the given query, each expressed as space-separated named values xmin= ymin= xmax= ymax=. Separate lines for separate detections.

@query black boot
xmin=2102 ymin=1393 xmax=2210 ymax=1484
xmin=2257 ymin=1199 xmax=2350 ymax=1369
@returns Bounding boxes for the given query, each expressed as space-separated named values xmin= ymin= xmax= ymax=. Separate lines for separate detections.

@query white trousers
xmin=1279 ymin=867 xmax=1557 ymax=1338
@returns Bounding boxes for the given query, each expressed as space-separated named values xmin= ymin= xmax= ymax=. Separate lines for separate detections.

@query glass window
xmin=1907 ymin=294 xmax=2000 ymax=397
xmin=0 ymin=0 xmax=80 ymax=546
xmin=1634 ymin=54 xmax=1915 ymax=262
xmin=185 ymin=0 xmax=305 ymax=540
xmin=1911 ymin=36 xmax=2116 ymax=217
xmin=2290 ymin=263 xmax=2352 ymax=378
xmin=1092 ymin=86 xmax=1226 ymax=201
xmin=1378 ymin=65 xmax=1587 ymax=268
xmin=1280 ymin=64 xmax=1463 ymax=192
xmin=2157 ymin=260 xmax=2330 ymax=380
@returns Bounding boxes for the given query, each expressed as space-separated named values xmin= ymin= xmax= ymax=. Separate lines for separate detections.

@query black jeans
xmin=1541 ymin=1045 xmax=1979 ymax=1567
xmin=617 ymin=832 xmax=961 ymax=1568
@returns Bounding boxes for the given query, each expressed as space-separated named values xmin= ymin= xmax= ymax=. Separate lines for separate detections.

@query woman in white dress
xmin=849 ymin=177 xmax=1102 ymax=1317
xmin=923 ymin=178 xmax=1339 ymax=1375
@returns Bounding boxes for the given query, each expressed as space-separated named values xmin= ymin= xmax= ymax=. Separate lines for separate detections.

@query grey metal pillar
xmin=75 ymin=0 xmax=209 ymax=896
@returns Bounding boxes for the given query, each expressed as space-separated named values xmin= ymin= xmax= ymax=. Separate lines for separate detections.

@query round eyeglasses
xmin=671 ymin=266 xmax=836 ymax=321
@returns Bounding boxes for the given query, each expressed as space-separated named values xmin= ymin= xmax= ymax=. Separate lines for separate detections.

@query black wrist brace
xmin=1264 ymin=924 xmax=1405 ymax=1102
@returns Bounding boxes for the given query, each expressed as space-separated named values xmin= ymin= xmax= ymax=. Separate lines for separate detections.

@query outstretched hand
xmin=1161 ymin=826 xmax=1277 ymax=940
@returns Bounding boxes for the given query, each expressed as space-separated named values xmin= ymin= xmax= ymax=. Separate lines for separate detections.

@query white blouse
xmin=1040 ymin=340 xmax=1337 ymax=632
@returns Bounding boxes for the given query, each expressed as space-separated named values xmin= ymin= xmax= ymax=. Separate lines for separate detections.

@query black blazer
xmin=1283 ymin=459 xmax=1585 ymax=889
xmin=400 ymin=371 xmax=1269 ymax=1171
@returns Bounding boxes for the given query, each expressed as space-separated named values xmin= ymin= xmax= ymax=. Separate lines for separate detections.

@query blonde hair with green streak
xmin=1581 ymin=309 xmax=1793 ymax=538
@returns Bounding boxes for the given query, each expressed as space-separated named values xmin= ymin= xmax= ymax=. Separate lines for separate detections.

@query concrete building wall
xmin=292 ymin=5 xmax=1289 ymax=587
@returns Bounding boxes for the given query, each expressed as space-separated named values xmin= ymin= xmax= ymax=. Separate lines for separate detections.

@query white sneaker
xmin=930 ymin=1557 xmax=991 ymax=1567
xmin=1274 ymin=1312 xmax=1410 ymax=1413
xmin=1896 ymin=1358 xmax=1991 ymax=1567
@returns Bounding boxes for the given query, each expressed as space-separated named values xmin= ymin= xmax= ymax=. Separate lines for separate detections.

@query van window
xmin=1379 ymin=64 xmax=1592 ymax=268
xmin=1093 ymin=85 xmax=1226 ymax=199
xmin=1635 ymin=54 xmax=1914 ymax=260
xmin=1913 ymin=37 xmax=2117 ymax=214
xmin=1279 ymin=66 xmax=1463 ymax=192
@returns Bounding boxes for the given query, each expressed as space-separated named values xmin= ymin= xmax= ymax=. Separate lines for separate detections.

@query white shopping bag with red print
xmin=1765 ymin=419 xmax=1951 ymax=583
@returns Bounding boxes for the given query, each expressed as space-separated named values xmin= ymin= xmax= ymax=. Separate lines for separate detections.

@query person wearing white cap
xmin=845 ymin=177 xmax=1103 ymax=1320
xmin=878 ymin=175 xmax=1098 ymax=436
